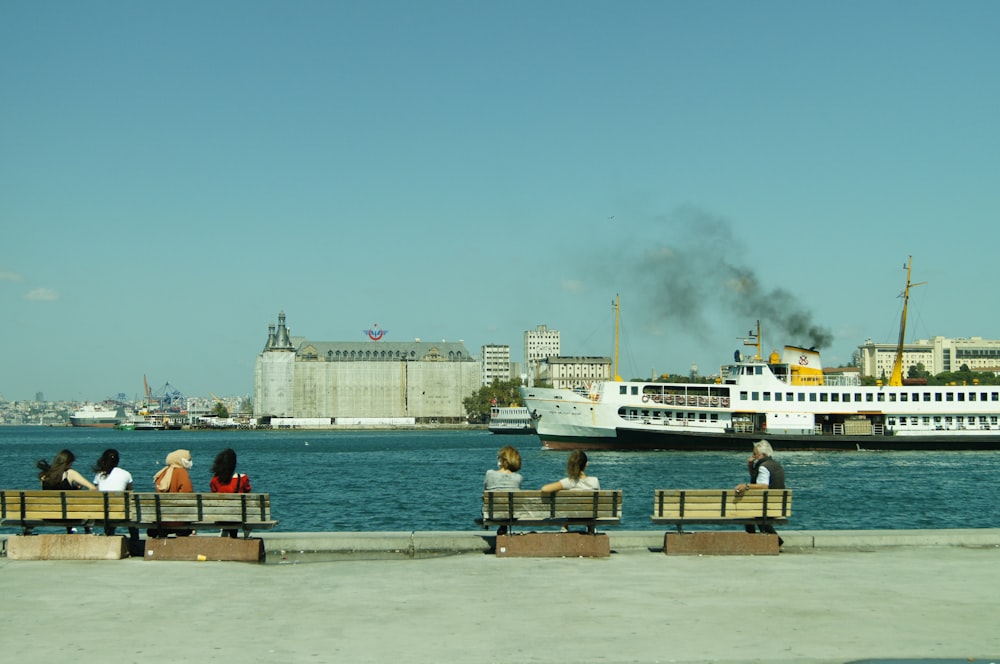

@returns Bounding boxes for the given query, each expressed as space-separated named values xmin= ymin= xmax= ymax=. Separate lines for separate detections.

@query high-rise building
xmin=524 ymin=324 xmax=561 ymax=386
xmin=481 ymin=344 xmax=511 ymax=386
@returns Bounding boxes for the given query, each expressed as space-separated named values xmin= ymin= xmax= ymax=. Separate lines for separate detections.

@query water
xmin=3 ymin=426 xmax=999 ymax=532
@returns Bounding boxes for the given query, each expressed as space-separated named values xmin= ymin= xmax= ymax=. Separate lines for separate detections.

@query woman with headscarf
xmin=148 ymin=449 xmax=194 ymax=538
xmin=153 ymin=449 xmax=194 ymax=493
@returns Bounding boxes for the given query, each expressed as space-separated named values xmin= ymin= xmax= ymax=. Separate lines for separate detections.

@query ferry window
xmin=798 ymin=393 xmax=805 ymax=402
xmin=809 ymin=393 xmax=817 ymax=402
xmin=980 ymin=416 xmax=988 ymax=425
xmin=631 ymin=386 xmax=639 ymax=395
xmin=899 ymin=393 xmax=907 ymax=402
xmin=620 ymin=386 xmax=627 ymax=395
xmin=993 ymin=393 xmax=999 ymax=402
xmin=910 ymin=417 xmax=918 ymax=425
xmin=877 ymin=393 xmax=885 ymax=402
xmin=946 ymin=393 xmax=954 ymax=402
xmin=786 ymin=393 xmax=793 ymax=401
xmin=888 ymin=418 xmax=897 ymax=426
xmin=866 ymin=393 xmax=874 ymax=402
xmin=699 ymin=413 xmax=707 ymax=422
xmin=923 ymin=393 xmax=931 ymax=402
xmin=843 ymin=393 xmax=851 ymax=402
xmin=898 ymin=418 xmax=906 ymax=426
xmin=831 ymin=393 xmax=839 ymax=402
xmin=751 ymin=392 xmax=759 ymax=401
xmin=755 ymin=366 xmax=763 ymax=375
xmin=980 ymin=392 xmax=988 ymax=401
xmin=922 ymin=417 xmax=930 ymax=425
xmin=935 ymin=392 xmax=942 ymax=402
xmin=763 ymin=393 xmax=771 ymax=401
xmin=992 ymin=416 xmax=998 ymax=425
xmin=889 ymin=393 xmax=896 ymax=402
xmin=774 ymin=393 xmax=782 ymax=402
xmin=945 ymin=416 xmax=953 ymax=425
xmin=740 ymin=391 xmax=748 ymax=400
xmin=933 ymin=416 xmax=941 ymax=423
xmin=969 ymin=393 xmax=977 ymax=402
xmin=854 ymin=393 xmax=862 ymax=402
xmin=820 ymin=393 xmax=828 ymax=402
xmin=957 ymin=393 xmax=965 ymax=402
xmin=710 ymin=413 xmax=718 ymax=422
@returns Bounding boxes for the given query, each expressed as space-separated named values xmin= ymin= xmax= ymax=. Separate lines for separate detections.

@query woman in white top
xmin=92 ymin=449 xmax=138 ymax=546
xmin=541 ymin=450 xmax=600 ymax=492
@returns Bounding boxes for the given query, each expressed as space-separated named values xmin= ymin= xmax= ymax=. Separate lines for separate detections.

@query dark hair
xmin=93 ymin=449 xmax=121 ymax=476
xmin=566 ymin=450 xmax=588 ymax=480
xmin=211 ymin=448 xmax=238 ymax=483
xmin=37 ymin=449 xmax=76 ymax=486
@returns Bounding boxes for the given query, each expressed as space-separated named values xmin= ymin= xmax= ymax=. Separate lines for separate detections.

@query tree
xmin=463 ymin=378 xmax=524 ymax=424
xmin=211 ymin=401 xmax=229 ymax=418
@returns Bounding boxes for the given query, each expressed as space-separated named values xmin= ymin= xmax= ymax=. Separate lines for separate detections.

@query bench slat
xmin=651 ymin=489 xmax=792 ymax=525
xmin=481 ymin=490 xmax=623 ymax=529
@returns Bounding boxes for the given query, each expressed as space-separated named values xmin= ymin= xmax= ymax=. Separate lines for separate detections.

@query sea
xmin=2 ymin=426 xmax=998 ymax=533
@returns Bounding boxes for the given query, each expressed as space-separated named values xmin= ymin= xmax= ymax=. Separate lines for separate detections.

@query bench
xmin=130 ymin=492 xmax=277 ymax=538
xmin=481 ymin=490 xmax=623 ymax=533
xmin=651 ymin=489 xmax=792 ymax=555
xmin=479 ymin=490 xmax=622 ymax=557
xmin=0 ymin=490 xmax=132 ymax=535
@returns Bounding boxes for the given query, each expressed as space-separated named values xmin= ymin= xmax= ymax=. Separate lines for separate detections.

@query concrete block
xmin=143 ymin=536 xmax=265 ymax=562
xmin=663 ymin=531 xmax=779 ymax=555
xmin=495 ymin=532 xmax=610 ymax=558
xmin=7 ymin=534 xmax=127 ymax=560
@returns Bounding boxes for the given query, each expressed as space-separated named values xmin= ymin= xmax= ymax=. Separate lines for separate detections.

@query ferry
xmin=488 ymin=406 xmax=535 ymax=434
xmin=520 ymin=260 xmax=1000 ymax=451
xmin=69 ymin=403 xmax=121 ymax=428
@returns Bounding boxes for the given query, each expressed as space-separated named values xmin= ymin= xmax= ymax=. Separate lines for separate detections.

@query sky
xmin=2 ymin=1 xmax=999 ymax=402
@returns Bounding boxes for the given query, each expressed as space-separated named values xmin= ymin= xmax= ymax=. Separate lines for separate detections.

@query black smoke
xmin=634 ymin=207 xmax=834 ymax=350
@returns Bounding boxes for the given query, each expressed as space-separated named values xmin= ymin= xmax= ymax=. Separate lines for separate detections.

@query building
xmin=857 ymin=336 xmax=1000 ymax=380
xmin=538 ymin=356 xmax=612 ymax=390
xmin=524 ymin=324 xmax=560 ymax=386
xmin=254 ymin=312 xmax=481 ymax=424
xmin=481 ymin=344 xmax=511 ymax=386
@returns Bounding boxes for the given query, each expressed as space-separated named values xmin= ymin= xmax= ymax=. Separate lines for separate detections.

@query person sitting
xmin=483 ymin=445 xmax=523 ymax=491
xmin=36 ymin=449 xmax=96 ymax=533
xmin=149 ymin=449 xmax=194 ymax=538
xmin=209 ymin=448 xmax=251 ymax=538
xmin=541 ymin=450 xmax=600 ymax=492
xmin=92 ymin=448 xmax=141 ymax=552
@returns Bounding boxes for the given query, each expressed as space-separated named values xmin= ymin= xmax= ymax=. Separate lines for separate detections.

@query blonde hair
xmin=497 ymin=446 xmax=521 ymax=472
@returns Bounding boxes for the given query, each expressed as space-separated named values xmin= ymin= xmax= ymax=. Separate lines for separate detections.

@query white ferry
xmin=521 ymin=261 xmax=1000 ymax=451
xmin=69 ymin=403 xmax=121 ymax=428
xmin=488 ymin=406 xmax=535 ymax=434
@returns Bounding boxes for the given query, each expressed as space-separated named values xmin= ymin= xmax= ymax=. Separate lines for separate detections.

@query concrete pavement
xmin=1 ymin=530 xmax=998 ymax=663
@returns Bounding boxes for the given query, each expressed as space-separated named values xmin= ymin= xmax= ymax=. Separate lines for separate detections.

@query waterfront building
xmin=481 ymin=344 xmax=511 ymax=386
xmin=524 ymin=324 xmax=560 ymax=386
xmin=254 ymin=312 xmax=481 ymax=424
xmin=857 ymin=336 xmax=1000 ymax=380
xmin=538 ymin=356 xmax=612 ymax=391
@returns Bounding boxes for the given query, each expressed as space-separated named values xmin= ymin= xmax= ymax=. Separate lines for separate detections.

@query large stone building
xmin=856 ymin=336 xmax=1000 ymax=379
xmin=254 ymin=312 xmax=481 ymax=423
xmin=538 ymin=356 xmax=612 ymax=390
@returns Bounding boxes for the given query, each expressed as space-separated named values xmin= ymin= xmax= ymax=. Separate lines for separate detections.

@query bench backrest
xmin=483 ymin=490 xmax=623 ymax=523
xmin=652 ymin=489 xmax=792 ymax=521
xmin=129 ymin=492 xmax=272 ymax=525
xmin=0 ymin=490 xmax=132 ymax=523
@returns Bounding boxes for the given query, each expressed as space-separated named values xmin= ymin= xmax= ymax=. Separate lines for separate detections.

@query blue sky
xmin=2 ymin=1 xmax=998 ymax=402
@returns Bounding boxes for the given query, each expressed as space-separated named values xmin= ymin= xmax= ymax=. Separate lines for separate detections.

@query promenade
xmin=1 ymin=530 xmax=998 ymax=663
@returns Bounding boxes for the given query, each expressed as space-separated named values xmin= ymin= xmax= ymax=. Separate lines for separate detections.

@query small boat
xmin=521 ymin=259 xmax=1000 ymax=451
xmin=488 ymin=406 xmax=535 ymax=434
xmin=69 ymin=403 xmax=120 ymax=428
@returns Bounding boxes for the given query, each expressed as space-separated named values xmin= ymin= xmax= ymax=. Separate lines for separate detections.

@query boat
xmin=488 ymin=406 xmax=535 ymax=434
xmin=520 ymin=259 xmax=1000 ymax=451
xmin=69 ymin=403 xmax=120 ymax=428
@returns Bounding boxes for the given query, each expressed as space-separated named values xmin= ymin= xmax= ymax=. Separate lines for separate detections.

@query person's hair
xmin=566 ymin=450 xmax=588 ymax=480
xmin=753 ymin=440 xmax=773 ymax=457
xmin=211 ymin=448 xmax=238 ymax=483
xmin=93 ymin=449 xmax=120 ymax=476
xmin=37 ymin=449 xmax=75 ymax=484
xmin=497 ymin=446 xmax=521 ymax=472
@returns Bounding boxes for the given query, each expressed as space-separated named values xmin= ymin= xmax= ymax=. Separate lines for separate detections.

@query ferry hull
xmin=69 ymin=419 xmax=118 ymax=428
xmin=536 ymin=429 xmax=1000 ymax=452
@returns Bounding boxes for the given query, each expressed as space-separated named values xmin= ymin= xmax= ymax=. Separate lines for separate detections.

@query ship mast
xmin=743 ymin=320 xmax=762 ymax=361
xmin=613 ymin=294 xmax=622 ymax=381
xmin=888 ymin=256 xmax=926 ymax=387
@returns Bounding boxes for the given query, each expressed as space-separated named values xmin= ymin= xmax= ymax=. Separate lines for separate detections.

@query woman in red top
xmin=210 ymin=448 xmax=250 ymax=538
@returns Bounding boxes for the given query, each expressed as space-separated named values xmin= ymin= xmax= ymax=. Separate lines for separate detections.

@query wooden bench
xmin=1 ymin=490 xmax=277 ymax=538
xmin=130 ymin=492 xmax=278 ymax=538
xmin=651 ymin=489 xmax=792 ymax=555
xmin=479 ymin=490 xmax=622 ymax=557
xmin=1 ymin=490 xmax=132 ymax=535
xmin=481 ymin=490 xmax=623 ymax=533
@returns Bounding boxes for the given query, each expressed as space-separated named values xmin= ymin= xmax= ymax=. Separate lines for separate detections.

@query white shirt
xmin=94 ymin=467 xmax=133 ymax=491
xmin=756 ymin=465 xmax=771 ymax=487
